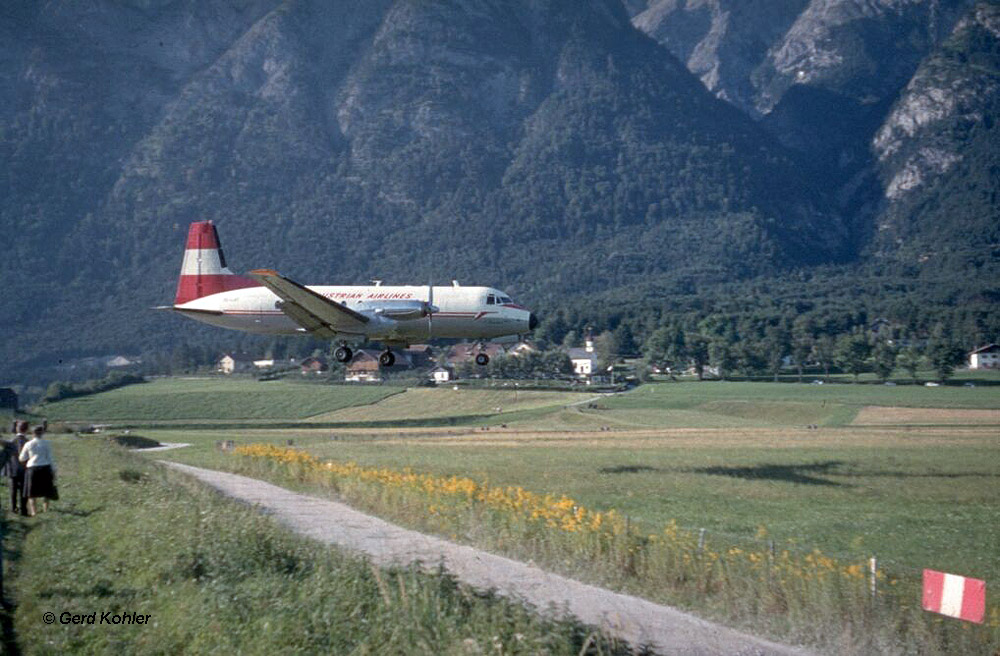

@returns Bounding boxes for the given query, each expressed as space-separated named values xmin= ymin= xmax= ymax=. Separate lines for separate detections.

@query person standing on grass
xmin=19 ymin=425 xmax=57 ymax=516
xmin=3 ymin=420 xmax=30 ymax=515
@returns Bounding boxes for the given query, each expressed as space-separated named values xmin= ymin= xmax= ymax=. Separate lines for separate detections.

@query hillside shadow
xmin=687 ymin=461 xmax=847 ymax=486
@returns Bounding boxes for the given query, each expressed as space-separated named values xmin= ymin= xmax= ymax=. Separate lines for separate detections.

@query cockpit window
xmin=486 ymin=294 xmax=497 ymax=305
xmin=500 ymin=296 xmax=512 ymax=304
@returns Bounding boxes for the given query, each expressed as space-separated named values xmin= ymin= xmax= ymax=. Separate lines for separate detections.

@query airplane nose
xmin=529 ymin=313 xmax=539 ymax=331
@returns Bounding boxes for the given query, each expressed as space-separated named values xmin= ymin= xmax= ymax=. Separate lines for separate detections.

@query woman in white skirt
xmin=19 ymin=425 xmax=57 ymax=516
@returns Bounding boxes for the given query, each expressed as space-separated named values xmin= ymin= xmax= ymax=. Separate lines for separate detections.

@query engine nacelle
xmin=359 ymin=300 xmax=433 ymax=321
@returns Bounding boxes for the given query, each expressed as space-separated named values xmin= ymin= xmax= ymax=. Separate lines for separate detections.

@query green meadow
xmin=131 ymin=380 xmax=1000 ymax=589
xmin=23 ymin=377 xmax=1000 ymax=653
xmin=35 ymin=378 xmax=403 ymax=422
xmin=1 ymin=438 xmax=625 ymax=655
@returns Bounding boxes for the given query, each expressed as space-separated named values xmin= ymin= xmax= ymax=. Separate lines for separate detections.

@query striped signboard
xmin=922 ymin=569 xmax=986 ymax=623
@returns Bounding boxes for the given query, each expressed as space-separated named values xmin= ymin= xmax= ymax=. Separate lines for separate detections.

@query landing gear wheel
xmin=475 ymin=353 xmax=490 ymax=366
xmin=334 ymin=346 xmax=353 ymax=363
xmin=379 ymin=351 xmax=396 ymax=367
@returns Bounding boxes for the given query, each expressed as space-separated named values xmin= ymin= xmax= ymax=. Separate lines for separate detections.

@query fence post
xmin=869 ymin=556 xmax=877 ymax=601
xmin=698 ymin=528 xmax=706 ymax=552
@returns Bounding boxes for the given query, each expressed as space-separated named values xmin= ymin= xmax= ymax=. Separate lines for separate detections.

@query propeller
xmin=425 ymin=280 xmax=439 ymax=339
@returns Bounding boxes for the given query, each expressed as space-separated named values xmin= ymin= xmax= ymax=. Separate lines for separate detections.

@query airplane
xmin=166 ymin=221 xmax=538 ymax=366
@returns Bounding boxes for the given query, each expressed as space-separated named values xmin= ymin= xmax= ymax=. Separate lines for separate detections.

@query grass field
xmin=305 ymin=387 xmax=586 ymax=422
xmin=28 ymin=377 xmax=1000 ymax=653
xmin=35 ymin=378 xmax=403 ymax=422
xmin=588 ymin=381 xmax=1000 ymax=428
xmin=0 ymin=438 xmax=624 ymax=654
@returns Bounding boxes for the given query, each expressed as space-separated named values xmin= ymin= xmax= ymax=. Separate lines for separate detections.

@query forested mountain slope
xmin=1 ymin=0 xmax=849 ymax=379
xmin=872 ymin=2 xmax=1000 ymax=272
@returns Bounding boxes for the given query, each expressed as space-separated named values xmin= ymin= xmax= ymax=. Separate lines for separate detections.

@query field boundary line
xmin=161 ymin=461 xmax=810 ymax=656
xmin=301 ymin=387 xmax=408 ymax=420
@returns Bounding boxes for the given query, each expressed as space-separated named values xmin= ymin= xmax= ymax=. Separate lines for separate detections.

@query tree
xmin=812 ymin=335 xmax=835 ymax=379
xmin=835 ymin=332 xmax=871 ymax=382
xmin=871 ymin=341 xmax=897 ymax=382
xmin=709 ymin=339 xmax=736 ymax=380
xmin=593 ymin=330 xmax=619 ymax=371
xmin=642 ymin=327 xmax=673 ymax=369
xmin=561 ymin=330 xmax=580 ymax=350
xmin=735 ymin=342 xmax=766 ymax=378
xmin=926 ymin=340 xmax=966 ymax=382
xmin=763 ymin=326 xmax=789 ymax=382
xmin=897 ymin=345 xmax=923 ymax=382
xmin=686 ymin=333 xmax=710 ymax=380
xmin=541 ymin=350 xmax=573 ymax=377
xmin=791 ymin=334 xmax=813 ymax=382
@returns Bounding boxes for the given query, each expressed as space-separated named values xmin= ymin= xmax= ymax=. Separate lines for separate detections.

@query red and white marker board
xmin=922 ymin=569 xmax=986 ymax=623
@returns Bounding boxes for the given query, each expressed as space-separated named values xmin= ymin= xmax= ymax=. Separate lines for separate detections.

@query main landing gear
xmin=378 ymin=350 xmax=396 ymax=367
xmin=334 ymin=345 xmax=353 ymax=363
xmin=473 ymin=341 xmax=490 ymax=366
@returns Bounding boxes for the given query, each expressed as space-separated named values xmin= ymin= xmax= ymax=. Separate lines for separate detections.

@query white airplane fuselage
xmin=177 ymin=284 xmax=532 ymax=343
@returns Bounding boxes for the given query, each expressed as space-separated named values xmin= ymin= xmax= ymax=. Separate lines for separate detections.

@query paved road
xmin=162 ymin=461 xmax=810 ymax=656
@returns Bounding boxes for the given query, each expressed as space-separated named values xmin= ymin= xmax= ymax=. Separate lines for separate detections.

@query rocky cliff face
xmin=871 ymin=1 xmax=1000 ymax=267
xmin=630 ymin=0 xmax=808 ymax=115
xmin=628 ymin=0 xmax=985 ymax=251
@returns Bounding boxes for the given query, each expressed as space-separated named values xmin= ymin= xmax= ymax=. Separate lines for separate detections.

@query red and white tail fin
xmin=174 ymin=221 xmax=258 ymax=305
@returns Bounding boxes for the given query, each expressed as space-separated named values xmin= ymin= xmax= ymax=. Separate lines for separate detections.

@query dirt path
xmin=162 ymin=461 xmax=809 ymax=656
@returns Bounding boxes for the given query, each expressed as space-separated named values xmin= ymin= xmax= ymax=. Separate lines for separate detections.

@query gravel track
xmin=162 ymin=461 xmax=810 ymax=656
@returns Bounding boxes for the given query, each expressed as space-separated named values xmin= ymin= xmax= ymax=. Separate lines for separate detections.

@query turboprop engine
xmin=357 ymin=299 xmax=437 ymax=321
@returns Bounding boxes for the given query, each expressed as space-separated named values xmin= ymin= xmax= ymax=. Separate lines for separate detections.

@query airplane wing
xmin=249 ymin=269 xmax=370 ymax=338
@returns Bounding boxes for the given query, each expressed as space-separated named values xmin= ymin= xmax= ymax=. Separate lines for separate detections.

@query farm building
xmin=300 ymin=356 xmax=329 ymax=375
xmin=567 ymin=334 xmax=598 ymax=378
xmin=429 ymin=366 xmax=454 ymax=384
xmin=344 ymin=350 xmax=412 ymax=383
xmin=969 ymin=344 xmax=1000 ymax=369
xmin=217 ymin=352 xmax=256 ymax=374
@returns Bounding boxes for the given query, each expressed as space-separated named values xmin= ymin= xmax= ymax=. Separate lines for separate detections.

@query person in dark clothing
xmin=2 ymin=420 xmax=30 ymax=515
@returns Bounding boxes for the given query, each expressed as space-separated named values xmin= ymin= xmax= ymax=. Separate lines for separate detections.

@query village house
xmin=217 ymin=352 xmax=256 ymax=374
xmin=969 ymin=344 xmax=1000 ymax=369
xmin=429 ymin=365 xmax=454 ymax=384
xmin=300 ymin=355 xmax=329 ymax=375
xmin=344 ymin=350 xmax=413 ymax=383
xmin=444 ymin=342 xmax=511 ymax=367
xmin=404 ymin=344 xmax=435 ymax=368
xmin=566 ymin=335 xmax=598 ymax=378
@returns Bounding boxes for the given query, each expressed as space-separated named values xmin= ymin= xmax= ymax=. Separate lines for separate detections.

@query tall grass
xmin=233 ymin=445 xmax=1000 ymax=655
xmin=3 ymin=439 xmax=628 ymax=655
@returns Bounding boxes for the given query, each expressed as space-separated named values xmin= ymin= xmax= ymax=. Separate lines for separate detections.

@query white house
xmin=430 ymin=366 xmax=454 ymax=384
xmin=969 ymin=344 xmax=1000 ymax=369
xmin=567 ymin=335 xmax=598 ymax=378
xmin=218 ymin=352 xmax=256 ymax=374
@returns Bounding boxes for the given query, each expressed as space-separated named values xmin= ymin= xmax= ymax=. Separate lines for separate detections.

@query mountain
xmin=871 ymin=1 xmax=1000 ymax=272
xmin=630 ymin=0 xmax=809 ymax=116
xmin=0 ymin=0 xmax=851 ymax=381
xmin=628 ymin=0 xmax=997 ymax=261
